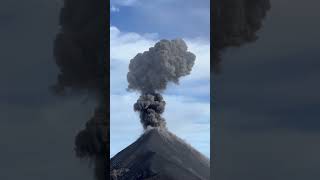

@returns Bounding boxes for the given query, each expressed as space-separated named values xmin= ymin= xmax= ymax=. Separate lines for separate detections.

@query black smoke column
xmin=52 ymin=0 xmax=108 ymax=179
xmin=134 ymin=93 xmax=166 ymax=129
xmin=127 ymin=39 xmax=196 ymax=129
xmin=211 ymin=0 xmax=271 ymax=175
xmin=212 ymin=0 xmax=271 ymax=73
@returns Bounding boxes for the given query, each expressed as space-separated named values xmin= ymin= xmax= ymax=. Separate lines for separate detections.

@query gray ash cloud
xmin=127 ymin=39 xmax=196 ymax=129
xmin=127 ymin=39 xmax=195 ymax=93
xmin=213 ymin=0 xmax=271 ymax=73
xmin=53 ymin=0 xmax=107 ymax=179
xmin=53 ymin=0 xmax=105 ymax=95
xmin=134 ymin=93 xmax=166 ymax=129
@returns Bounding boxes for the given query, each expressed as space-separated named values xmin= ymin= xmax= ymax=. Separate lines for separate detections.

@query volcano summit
xmin=110 ymin=39 xmax=209 ymax=179
xmin=110 ymin=128 xmax=210 ymax=180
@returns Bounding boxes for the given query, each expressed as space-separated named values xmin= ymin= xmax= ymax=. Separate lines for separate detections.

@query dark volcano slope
xmin=110 ymin=129 xmax=210 ymax=180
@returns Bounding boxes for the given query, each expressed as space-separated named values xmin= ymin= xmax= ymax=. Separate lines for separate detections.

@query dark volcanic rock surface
xmin=110 ymin=129 xmax=210 ymax=180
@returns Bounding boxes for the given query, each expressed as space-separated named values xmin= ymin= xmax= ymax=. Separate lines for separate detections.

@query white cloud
xmin=110 ymin=93 xmax=141 ymax=156
xmin=111 ymin=5 xmax=120 ymax=12
xmin=110 ymin=26 xmax=157 ymax=61
xmin=110 ymin=26 xmax=210 ymax=157
xmin=185 ymin=38 xmax=210 ymax=80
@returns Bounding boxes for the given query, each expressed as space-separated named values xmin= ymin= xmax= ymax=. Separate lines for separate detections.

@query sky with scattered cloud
xmin=110 ymin=0 xmax=210 ymax=157
xmin=110 ymin=0 xmax=210 ymax=38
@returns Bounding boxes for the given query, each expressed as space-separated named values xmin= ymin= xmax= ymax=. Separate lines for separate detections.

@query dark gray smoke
xmin=53 ymin=0 xmax=107 ymax=179
xmin=127 ymin=39 xmax=196 ymax=129
xmin=213 ymin=0 xmax=271 ymax=73
xmin=53 ymin=0 xmax=105 ymax=95
xmin=211 ymin=0 xmax=271 ymax=176
xmin=127 ymin=39 xmax=196 ymax=93
xmin=134 ymin=93 xmax=166 ymax=129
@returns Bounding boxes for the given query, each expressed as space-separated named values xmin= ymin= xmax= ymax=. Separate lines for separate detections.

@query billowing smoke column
xmin=213 ymin=0 xmax=271 ymax=73
xmin=127 ymin=39 xmax=196 ymax=129
xmin=134 ymin=93 xmax=166 ymax=129
xmin=52 ymin=0 xmax=107 ymax=180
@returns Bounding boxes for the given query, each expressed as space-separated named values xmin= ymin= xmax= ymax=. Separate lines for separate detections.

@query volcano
xmin=110 ymin=128 xmax=210 ymax=180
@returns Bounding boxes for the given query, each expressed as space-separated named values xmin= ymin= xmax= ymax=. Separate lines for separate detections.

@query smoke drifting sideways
xmin=52 ymin=0 xmax=107 ymax=180
xmin=213 ymin=0 xmax=271 ymax=73
xmin=127 ymin=39 xmax=196 ymax=129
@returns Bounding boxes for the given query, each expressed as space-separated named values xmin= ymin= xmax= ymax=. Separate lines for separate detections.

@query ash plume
xmin=52 ymin=0 xmax=107 ymax=179
xmin=127 ymin=39 xmax=196 ymax=129
xmin=134 ymin=93 xmax=166 ymax=129
xmin=213 ymin=0 xmax=271 ymax=73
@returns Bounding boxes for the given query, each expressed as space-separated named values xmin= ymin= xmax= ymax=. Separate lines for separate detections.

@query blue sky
xmin=110 ymin=0 xmax=210 ymax=39
xmin=110 ymin=0 xmax=210 ymax=158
